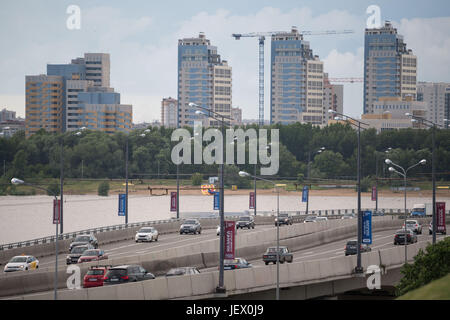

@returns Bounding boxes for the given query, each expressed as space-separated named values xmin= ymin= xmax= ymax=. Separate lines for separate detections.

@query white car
xmin=135 ymin=227 xmax=159 ymax=242
xmin=341 ymin=213 xmax=355 ymax=219
xmin=316 ymin=217 xmax=328 ymax=222
xmin=4 ymin=255 xmax=39 ymax=272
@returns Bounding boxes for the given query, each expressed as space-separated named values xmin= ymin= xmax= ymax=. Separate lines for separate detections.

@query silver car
xmin=135 ymin=227 xmax=159 ymax=242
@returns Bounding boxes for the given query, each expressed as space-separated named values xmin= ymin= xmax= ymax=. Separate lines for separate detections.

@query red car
xmin=77 ymin=249 xmax=108 ymax=264
xmin=83 ymin=266 xmax=109 ymax=288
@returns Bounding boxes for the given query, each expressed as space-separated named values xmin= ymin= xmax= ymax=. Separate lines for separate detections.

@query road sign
xmin=362 ymin=210 xmax=372 ymax=244
xmin=224 ymin=221 xmax=236 ymax=259
xmin=170 ymin=192 xmax=177 ymax=212
xmin=436 ymin=202 xmax=446 ymax=233
xmin=53 ymin=199 xmax=60 ymax=224
xmin=302 ymin=186 xmax=309 ymax=203
xmin=249 ymin=192 xmax=255 ymax=209
xmin=118 ymin=194 xmax=126 ymax=216
xmin=214 ymin=192 xmax=220 ymax=210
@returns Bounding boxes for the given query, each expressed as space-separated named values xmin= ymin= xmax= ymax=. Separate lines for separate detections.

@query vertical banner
xmin=224 ymin=221 xmax=236 ymax=259
xmin=249 ymin=192 xmax=255 ymax=209
xmin=118 ymin=193 xmax=126 ymax=216
xmin=214 ymin=191 xmax=220 ymax=210
xmin=53 ymin=199 xmax=61 ymax=224
xmin=362 ymin=210 xmax=372 ymax=244
xmin=436 ymin=202 xmax=446 ymax=233
xmin=170 ymin=192 xmax=177 ymax=212
xmin=371 ymin=186 xmax=377 ymax=201
xmin=302 ymin=186 xmax=309 ymax=203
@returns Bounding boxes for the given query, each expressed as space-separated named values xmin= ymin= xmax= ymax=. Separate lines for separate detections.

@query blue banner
xmin=214 ymin=192 xmax=220 ymax=210
xmin=302 ymin=186 xmax=309 ymax=203
xmin=362 ymin=210 xmax=372 ymax=244
xmin=118 ymin=193 xmax=126 ymax=216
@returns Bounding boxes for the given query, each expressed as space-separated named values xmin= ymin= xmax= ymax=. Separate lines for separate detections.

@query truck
xmin=411 ymin=203 xmax=433 ymax=217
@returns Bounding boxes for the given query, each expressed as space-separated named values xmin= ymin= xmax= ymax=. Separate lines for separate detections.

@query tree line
xmin=0 ymin=123 xmax=449 ymax=189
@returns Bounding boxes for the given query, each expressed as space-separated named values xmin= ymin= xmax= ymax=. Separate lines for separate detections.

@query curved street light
xmin=386 ymin=158 xmax=426 ymax=264
xmin=11 ymin=178 xmax=60 ymax=300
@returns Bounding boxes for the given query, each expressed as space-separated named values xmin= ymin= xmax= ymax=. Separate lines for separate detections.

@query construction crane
xmin=232 ymin=27 xmax=355 ymax=126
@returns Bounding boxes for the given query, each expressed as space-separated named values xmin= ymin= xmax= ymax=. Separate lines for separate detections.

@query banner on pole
xmin=302 ymin=186 xmax=309 ymax=203
xmin=53 ymin=199 xmax=61 ymax=224
xmin=371 ymin=186 xmax=377 ymax=201
xmin=224 ymin=221 xmax=236 ymax=259
xmin=214 ymin=192 xmax=220 ymax=210
xmin=362 ymin=210 xmax=372 ymax=244
xmin=170 ymin=192 xmax=177 ymax=212
xmin=249 ymin=192 xmax=255 ymax=209
xmin=118 ymin=194 xmax=126 ymax=216
xmin=436 ymin=202 xmax=446 ymax=233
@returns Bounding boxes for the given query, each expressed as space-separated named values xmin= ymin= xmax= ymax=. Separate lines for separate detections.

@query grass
xmin=397 ymin=273 xmax=450 ymax=300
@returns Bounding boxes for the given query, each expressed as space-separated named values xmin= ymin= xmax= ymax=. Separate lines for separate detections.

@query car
xmin=344 ymin=240 xmax=372 ymax=256
xmin=236 ymin=216 xmax=255 ymax=229
xmin=275 ymin=213 xmax=293 ymax=226
xmin=3 ymin=255 xmax=39 ymax=272
xmin=223 ymin=258 xmax=252 ymax=270
xmin=83 ymin=266 xmax=110 ymax=288
xmin=372 ymin=210 xmax=385 ymax=216
xmin=341 ymin=213 xmax=356 ymax=219
xmin=77 ymin=249 xmax=109 ymax=264
xmin=103 ymin=265 xmax=155 ymax=285
xmin=180 ymin=219 xmax=202 ymax=234
xmin=428 ymin=222 xmax=447 ymax=235
xmin=66 ymin=244 xmax=94 ymax=265
xmin=316 ymin=216 xmax=328 ymax=222
xmin=303 ymin=216 xmax=317 ymax=223
xmin=69 ymin=234 xmax=98 ymax=251
xmin=403 ymin=220 xmax=422 ymax=234
xmin=263 ymin=246 xmax=293 ymax=265
xmin=135 ymin=227 xmax=159 ymax=242
xmin=165 ymin=267 xmax=200 ymax=277
xmin=394 ymin=229 xmax=418 ymax=245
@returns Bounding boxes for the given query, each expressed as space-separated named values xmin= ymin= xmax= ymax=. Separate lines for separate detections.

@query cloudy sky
xmin=1 ymin=0 xmax=449 ymax=123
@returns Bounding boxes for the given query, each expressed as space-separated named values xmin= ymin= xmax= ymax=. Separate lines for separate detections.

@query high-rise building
xmin=364 ymin=21 xmax=417 ymax=114
xmin=323 ymin=74 xmax=343 ymax=123
xmin=0 ymin=108 xmax=16 ymax=122
xmin=177 ymin=33 xmax=232 ymax=127
xmin=270 ymin=27 xmax=325 ymax=125
xmin=231 ymin=107 xmax=242 ymax=126
xmin=161 ymin=97 xmax=178 ymax=128
xmin=417 ymin=82 xmax=450 ymax=128
xmin=26 ymin=53 xmax=132 ymax=136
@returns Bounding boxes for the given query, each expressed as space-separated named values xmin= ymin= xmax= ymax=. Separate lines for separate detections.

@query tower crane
xmin=232 ymin=27 xmax=354 ymax=126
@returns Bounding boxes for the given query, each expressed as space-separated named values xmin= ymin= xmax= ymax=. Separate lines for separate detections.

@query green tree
xmin=98 ymin=181 xmax=110 ymax=196
xmin=191 ymin=173 xmax=203 ymax=186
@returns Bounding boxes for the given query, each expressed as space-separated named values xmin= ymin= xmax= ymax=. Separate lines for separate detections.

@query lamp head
xmin=11 ymin=178 xmax=24 ymax=185
xmin=328 ymin=109 xmax=336 ymax=114
xmin=188 ymin=102 xmax=198 ymax=108
xmin=385 ymin=159 xmax=392 ymax=165
xmin=239 ymin=171 xmax=250 ymax=177
xmin=419 ymin=159 xmax=426 ymax=165
xmin=388 ymin=167 xmax=395 ymax=172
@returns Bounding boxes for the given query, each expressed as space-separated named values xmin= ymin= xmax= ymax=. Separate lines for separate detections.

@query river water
xmin=1 ymin=194 xmax=448 ymax=244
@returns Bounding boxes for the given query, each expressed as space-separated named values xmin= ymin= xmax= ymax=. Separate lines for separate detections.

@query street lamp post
xmin=386 ymin=159 xmax=426 ymax=264
xmin=329 ymin=109 xmax=368 ymax=274
xmin=11 ymin=178 xmax=60 ymax=300
xmin=307 ymin=147 xmax=325 ymax=180
xmin=190 ymin=102 xmax=233 ymax=294
xmin=239 ymin=171 xmax=281 ymax=300
xmin=407 ymin=114 xmax=446 ymax=244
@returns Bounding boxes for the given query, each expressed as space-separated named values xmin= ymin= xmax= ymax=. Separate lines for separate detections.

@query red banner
xmin=170 ymin=192 xmax=177 ymax=212
xmin=436 ymin=202 xmax=446 ymax=233
xmin=249 ymin=192 xmax=255 ymax=209
xmin=224 ymin=221 xmax=236 ymax=260
xmin=53 ymin=199 xmax=60 ymax=224
xmin=371 ymin=186 xmax=377 ymax=201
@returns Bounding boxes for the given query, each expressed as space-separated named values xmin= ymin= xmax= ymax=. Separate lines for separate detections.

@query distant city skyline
xmin=1 ymin=0 xmax=449 ymax=123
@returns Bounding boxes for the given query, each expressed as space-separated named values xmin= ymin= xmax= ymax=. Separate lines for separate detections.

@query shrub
xmin=191 ymin=173 xmax=203 ymax=186
xmin=47 ymin=183 xmax=60 ymax=196
xmin=98 ymin=181 xmax=110 ymax=196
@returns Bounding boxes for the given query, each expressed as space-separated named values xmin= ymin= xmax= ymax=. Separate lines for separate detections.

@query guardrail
xmin=1 ymin=208 xmax=448 ymax=253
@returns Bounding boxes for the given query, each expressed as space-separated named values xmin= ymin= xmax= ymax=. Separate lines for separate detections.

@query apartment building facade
xmin=161 ymin=97 xmax=178 ymax=128
xmin=417 ymin=82 xmax=450 ymax=128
